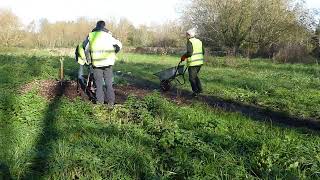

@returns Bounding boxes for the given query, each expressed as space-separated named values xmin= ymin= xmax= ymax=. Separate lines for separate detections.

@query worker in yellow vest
xmin=181 ymin=28 xmax=204 ymax=97
xmin=75 ymin=43 xmax=96 ymax=98
xmin=83 ymin=20 xmax=122 ymax=106
xmin=75 ymin=43 xmax=88 ymax=81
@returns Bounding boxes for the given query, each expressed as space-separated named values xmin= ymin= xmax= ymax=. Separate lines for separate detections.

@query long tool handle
xmin=85 ymin=72 xmax=91 ymax=93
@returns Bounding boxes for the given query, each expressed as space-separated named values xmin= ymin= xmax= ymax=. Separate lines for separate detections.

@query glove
xmin=180 ymin=55 xmax=187 ymax=62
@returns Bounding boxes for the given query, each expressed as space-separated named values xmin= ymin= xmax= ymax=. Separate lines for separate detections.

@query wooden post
xmin=60 ymin=57 xmax=64 ymax=85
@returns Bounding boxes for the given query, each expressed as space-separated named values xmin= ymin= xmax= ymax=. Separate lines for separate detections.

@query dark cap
xmin=96 ymin=20 xmax=106 ymax=29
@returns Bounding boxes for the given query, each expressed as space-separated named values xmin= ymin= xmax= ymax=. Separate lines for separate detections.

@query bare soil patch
xmin=21 ymin=80 xmax=78 ymax=100
xmin=21 ymin=80 xmax=191 ymax=104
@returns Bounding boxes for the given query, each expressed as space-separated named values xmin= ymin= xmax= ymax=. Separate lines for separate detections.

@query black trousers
xmin=188 ymin=65 xmax=203 ymax=93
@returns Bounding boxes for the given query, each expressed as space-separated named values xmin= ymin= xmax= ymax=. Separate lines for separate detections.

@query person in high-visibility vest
xmin=83 ymin=20 xmax=122 ymax=106
xmin=75 ymin=43 xmax=88 ymax=81
xmin=180 ymin=28 xmax=204 ymax=97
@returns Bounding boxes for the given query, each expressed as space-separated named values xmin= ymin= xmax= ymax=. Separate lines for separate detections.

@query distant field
xmin=0 ymin=49 xmax=320 ymax=179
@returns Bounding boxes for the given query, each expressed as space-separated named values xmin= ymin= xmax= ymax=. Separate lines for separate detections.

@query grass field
xmin=0 ymin=49 xmax=320 ymax=179
xmin=116 ymin=53 xmax=320 ymax=120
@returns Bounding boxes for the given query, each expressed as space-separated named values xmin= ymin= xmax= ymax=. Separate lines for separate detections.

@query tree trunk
xmin=232 ymin=45 xmax=240 ymax=56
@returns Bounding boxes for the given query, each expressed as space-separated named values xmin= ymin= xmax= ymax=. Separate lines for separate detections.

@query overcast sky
xmin=0 ymin=0 xmax=319 ymax=26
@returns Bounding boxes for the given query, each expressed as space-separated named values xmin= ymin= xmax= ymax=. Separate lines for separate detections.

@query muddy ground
xmin=20 ymin=80 xmax=189 ymax=104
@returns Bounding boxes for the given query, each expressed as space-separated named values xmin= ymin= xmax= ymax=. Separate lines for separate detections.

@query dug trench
xmin=21 ymin=79 xmax=320 ymax=131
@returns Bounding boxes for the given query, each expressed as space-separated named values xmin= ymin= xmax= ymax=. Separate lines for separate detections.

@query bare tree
xmin=182 ymin=0 xmax=257 ymax=55
xmin=182 ymin=0 xmax=316 ymax=58
xmin=0 ymin=9 xmax=24 ymax=47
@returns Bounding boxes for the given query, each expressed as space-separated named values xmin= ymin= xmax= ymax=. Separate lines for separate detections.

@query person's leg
xmin=78 ymin=64 xmax=84 ymax=79
xmin=93 ymin=68 xmax=104 ymax=104
xmin=103 ymin=66 xmax=115 ymax=106
xmin=195 ymin=65 xmax=202 ymax=93
xmin=188 ymin=66 xmax=199 ymax=93
xmin=77 ymin=65 xmax=86 ymax=91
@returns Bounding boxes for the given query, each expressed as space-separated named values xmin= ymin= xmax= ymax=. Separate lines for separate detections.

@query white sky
xmin=0 ymin=0 xmax=182 ymax=26
xmin=306 ymin=0 xmax=320 ymax=9
xmin=0 ymin=0 xmax=319 ymax=26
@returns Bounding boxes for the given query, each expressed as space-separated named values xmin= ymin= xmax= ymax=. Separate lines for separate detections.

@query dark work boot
xmin=191 ymin=92 xmax=199 ymax=97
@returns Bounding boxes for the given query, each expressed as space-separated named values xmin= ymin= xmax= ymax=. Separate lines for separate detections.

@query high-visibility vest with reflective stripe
xmin=77 ymin=43 xmax=87 ymax=65
xmin=88 ymin=31 xmax=116 ymax=67
xmin=187 ymin=38 xmax=204 ymax=67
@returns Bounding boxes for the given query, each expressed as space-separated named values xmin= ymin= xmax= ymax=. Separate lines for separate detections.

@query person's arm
xmin=181 ymin=40 xmax=193 ymax=61
xmin=74 ymin=46 xmax=79 ymax=62
xmin=184 ymin=40 xmax=193 ymax=58
xmin=112 ymin=37 xmax=122 ymax=54
xmin=202 ymin=42 xmax=205 ymax=55
xmin=82 ymin=35 xmax=91 ymax=64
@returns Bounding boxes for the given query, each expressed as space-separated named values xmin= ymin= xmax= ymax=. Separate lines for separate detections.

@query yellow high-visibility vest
xmin=187 ymin=37 xmax=204 ymax=67
xmin=77 ymin=43 xmax=87 ymax=65
xmin=88 ymin=31 xmax=116 ymax=67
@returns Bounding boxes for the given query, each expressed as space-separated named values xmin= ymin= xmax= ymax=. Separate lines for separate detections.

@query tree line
xmin=0 ymin=9 xmax=185 ymax=49
xmin=182 ymin=0 xmax=320 ymax=62
xmin=1 ymin=0 xmax=320 ymax=63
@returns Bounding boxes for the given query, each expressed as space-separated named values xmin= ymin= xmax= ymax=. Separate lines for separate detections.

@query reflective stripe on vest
xmin=187 ymin=38 xmax=204 ymax=67
xmin=88 ymin=31 xmax=116 ymax=67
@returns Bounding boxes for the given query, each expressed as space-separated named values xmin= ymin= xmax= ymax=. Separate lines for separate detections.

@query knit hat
xmin=186 ymin=28 xmax=196 ymax=37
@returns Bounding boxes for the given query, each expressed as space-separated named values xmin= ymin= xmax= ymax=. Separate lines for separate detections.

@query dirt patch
xmin=20 ymin=80 xmax=190 ymax=104
xmin=114 ymin=85 xmax=152 ymax=104
xmin=21 ymin=80 xmax=79 ymax=100
xmin=20 ymin=80 xmax=159 ymax=103
xmin=115 ymin=84 xmax=195 ymax=105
